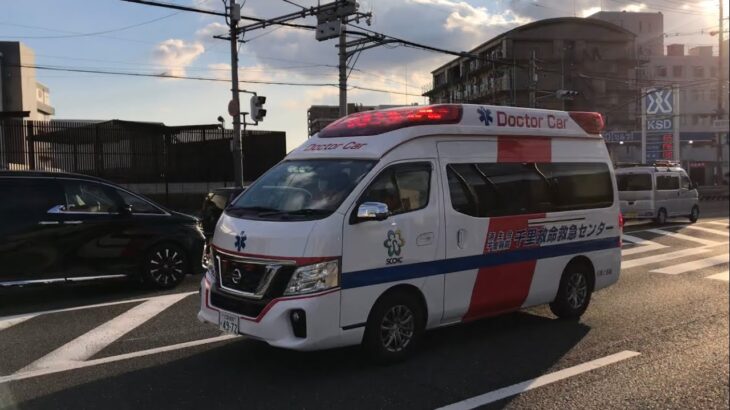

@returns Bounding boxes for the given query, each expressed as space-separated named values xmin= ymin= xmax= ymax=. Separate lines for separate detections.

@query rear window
xmin=617 ymin=174 xmax=652 ymax=191
xmin=656 ymin=175 xmax=680 ymax=190
xmin=0 ymin=178 xmax=64 ymax=215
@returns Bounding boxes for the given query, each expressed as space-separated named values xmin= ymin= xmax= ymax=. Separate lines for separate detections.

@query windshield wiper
xmin=226 ymin=205 xmax=280 ymax=215
xmin=257 ymin=208 xmax=332 ymax=217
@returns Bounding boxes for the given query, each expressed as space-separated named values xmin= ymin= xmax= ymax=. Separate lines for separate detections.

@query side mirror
xmin=356 ymin=202 xmax=389 ymax=222
xmin=47 ymin=204 xmax=66 ymax=214
xmin=120 ymin=204 xmax=133 ymax=215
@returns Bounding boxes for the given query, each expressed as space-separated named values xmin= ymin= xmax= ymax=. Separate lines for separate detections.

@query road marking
xmin=621 ymin=234 xmax=667 ymax=256
xmin=706 ymin=271 xmax=729 ymax=282
xmin=651 ymin=254 xmax=730 ymax=275
xmin=0 ymin=291 xmax=198 ymax=330
xmin=0 ymin=316 xmax=36 ymax=332
xmin=682 ymin=225 xmax=730 ymax=236
xmin=0 ymin=335 xmax=236 ymax=384
xmin=705 ymin=220 xmax=729 ymax=227
xmin=646 ymin=229 xmax=722 ymax=246
xmin=436 ymin=351 xmax=641 ymax=410
xmin=18 ymin=292 xmax=190 ymax=373
xmin=622 ymin=247 xmax=712 ymax=269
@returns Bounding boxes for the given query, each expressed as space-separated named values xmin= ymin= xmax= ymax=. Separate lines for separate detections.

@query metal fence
xmin=0 ymin=119 xmax=286 ymax=210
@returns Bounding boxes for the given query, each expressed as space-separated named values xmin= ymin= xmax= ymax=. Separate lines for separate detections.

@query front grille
xmin=213 ymin=249 xmax=295 ymax=300
xmin=210 ymin=287 xmax=268 ymax=317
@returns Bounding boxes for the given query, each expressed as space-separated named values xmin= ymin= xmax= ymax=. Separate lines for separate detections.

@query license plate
xmin=624 ymin=212 xmax=637 ymax=218
xmin=219 ymin=312 xmax=239 ymax=335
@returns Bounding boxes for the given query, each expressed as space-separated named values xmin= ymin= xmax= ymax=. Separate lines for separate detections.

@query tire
xmin=655 ymin=208 xmax=667 ymax=225
xmin=550 ymin=265 xmax=593 ymax=320
xmin=689 ymin=205 xmax=700 ymax=223
xmin=363 ymin=291 xmax=425 ymax=364
xmin=141 ymin=243 xmax=188 ymax=289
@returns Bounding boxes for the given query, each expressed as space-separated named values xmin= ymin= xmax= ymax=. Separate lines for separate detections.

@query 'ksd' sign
xmin=647 ymin=118 xmax=673 ymax=131
xmin=645 ymin=89 xmax=673 ymax=115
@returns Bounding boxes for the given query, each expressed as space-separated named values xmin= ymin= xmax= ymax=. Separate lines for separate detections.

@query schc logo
xmin=384 ymin=229 xmax=405 ymax=265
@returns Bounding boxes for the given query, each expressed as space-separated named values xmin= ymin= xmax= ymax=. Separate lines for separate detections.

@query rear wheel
xmin=689 ymin=205 xmax=700 ymax=223
xmin=550 ymin=265 xmax=593 ymax=320
xmin=363 ymin=291 xmax=425 ymax=364
xmin=142 ymin=243 xmax=188 ymax=289
xmin=655 ymin=208 xmax=667 ymax=225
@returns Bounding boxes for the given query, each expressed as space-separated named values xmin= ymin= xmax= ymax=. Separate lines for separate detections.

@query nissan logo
xmin=231 ymin=268 xmax=243 ymax=285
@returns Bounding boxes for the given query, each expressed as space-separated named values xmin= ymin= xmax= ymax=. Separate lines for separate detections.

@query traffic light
xmin=250 ymin=95 xmax=267 ymax=122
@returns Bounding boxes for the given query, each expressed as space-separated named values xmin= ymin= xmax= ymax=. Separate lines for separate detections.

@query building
xmin=422 ymin=17 xmax=639 ymax=132
xmin=307 ymin=103 xmax=414 ymax=136
xmin=589 ymin=11 xmax=664 ymax=58
xmin=0 ymin=42 xmax=55 ymax=120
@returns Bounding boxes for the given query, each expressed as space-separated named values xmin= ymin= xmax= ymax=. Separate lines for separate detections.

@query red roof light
xmin=569 ymin=112 xmax=605 ymax=135
xmin=319 ymin=104 xmax=462 ymax=138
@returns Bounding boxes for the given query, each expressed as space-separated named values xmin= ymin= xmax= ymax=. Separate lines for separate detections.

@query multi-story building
xmin=589 ymin=11 xmax=664 ymax=58
xmin=0 ymin=42 xmax=55 ymax=120
xmin=422 ymin=17 xmax=639 ymax=132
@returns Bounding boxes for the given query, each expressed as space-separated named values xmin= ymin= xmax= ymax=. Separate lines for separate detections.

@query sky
xmin=1 ymin=0 xmax=727 ymax=151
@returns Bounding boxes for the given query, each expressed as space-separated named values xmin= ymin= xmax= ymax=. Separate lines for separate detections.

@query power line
xmin=0 ymin=13 xmax=181 ymax=39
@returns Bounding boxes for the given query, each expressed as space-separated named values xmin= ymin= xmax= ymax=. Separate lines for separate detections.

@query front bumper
xmin=198 ymin=276 xmax=363 ymax=351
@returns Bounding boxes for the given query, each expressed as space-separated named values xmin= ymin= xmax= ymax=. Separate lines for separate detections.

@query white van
xmin=198 ymin=104 xmax=622 ymax=361
xmin=615 ymin=164 xmax=699 ymax=224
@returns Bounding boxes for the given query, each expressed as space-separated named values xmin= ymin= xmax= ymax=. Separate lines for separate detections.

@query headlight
xmin=204 ymin=248 xmax=216 ymax=283
xmin=284 ymin=260 xmax=339 ymax=296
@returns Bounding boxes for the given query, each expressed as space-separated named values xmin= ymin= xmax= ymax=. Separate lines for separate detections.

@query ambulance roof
xmin=288 ymin=104 xmax=603 ymax=160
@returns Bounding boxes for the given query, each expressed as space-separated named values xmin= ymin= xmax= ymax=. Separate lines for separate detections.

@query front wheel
xmin=689 ymin=205 xmax=700 ymax=223
xmin=141 ymin=243 xmax=188 ymax=289
xmin=363 ymin=291 xmax=425 ymax=364
xmin=550 ymin=266 xmax=592 ymax=320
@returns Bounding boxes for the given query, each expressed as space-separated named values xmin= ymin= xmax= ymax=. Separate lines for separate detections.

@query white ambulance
xmin=199 ymin=104 xmax=622 ymax=362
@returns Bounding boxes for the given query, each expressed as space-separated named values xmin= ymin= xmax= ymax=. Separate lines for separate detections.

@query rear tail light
xmin=619 ymin=212 xmax=625 ymax=230
xmin=569 ymin=112 xmax=605 ymax=134
xmin=318 ymin=104 xmax=463 ymax=138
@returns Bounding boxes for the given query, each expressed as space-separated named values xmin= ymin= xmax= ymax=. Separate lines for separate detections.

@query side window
xmin=0 ymin=178 xmax=63 ymax=215
xmin=62 ymin=180 xmax=119 ymax=213
xmin=656 ymin=175 xmax=679 ymax=190
xmin=680 ymin=175 xmax=691 ymax=189
xmin=116 ymin=189 xmax=164 ymax=214
xmin=359 ymin=163 xmax=431 ymax=215
xmin=446 ymin=166 xmax=477 ymax=216
xmin=540 ymin=163 xmax=613 ymax=210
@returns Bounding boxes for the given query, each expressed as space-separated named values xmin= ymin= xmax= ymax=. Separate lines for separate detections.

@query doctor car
xmin=198 ymin=104 xmax=623 ymax=362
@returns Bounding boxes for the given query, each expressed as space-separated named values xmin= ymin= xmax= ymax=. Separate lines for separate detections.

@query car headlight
xmin=284 ymin=260 xmax=339 ymax=296
xmin=204 ymin=249 xmax=216 ymax=283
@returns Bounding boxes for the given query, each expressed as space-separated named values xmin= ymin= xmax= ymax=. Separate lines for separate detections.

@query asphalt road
xmin=1 ymin=206 xmax=728 ymax=410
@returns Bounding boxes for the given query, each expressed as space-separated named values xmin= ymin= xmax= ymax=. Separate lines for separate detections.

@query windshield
xmin=227 ymin=159 xmax=376 ymax=220
xmin=617 ymin=174 xmax=652 ymax=191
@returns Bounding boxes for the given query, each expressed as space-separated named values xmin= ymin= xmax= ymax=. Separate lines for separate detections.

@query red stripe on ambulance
xmin=463 ymin=213 xmax=546 ymax=321
xmin=497 ymin=136 xmax=551 ymax=163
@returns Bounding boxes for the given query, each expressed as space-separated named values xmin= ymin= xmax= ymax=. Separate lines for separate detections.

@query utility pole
xmin=716 ymin=0 xmax=725 ymax=185
xmin=228 ymin=0 xmax=243 ymax=187
xmin=338 ymin=17 xmax=348 ymax=118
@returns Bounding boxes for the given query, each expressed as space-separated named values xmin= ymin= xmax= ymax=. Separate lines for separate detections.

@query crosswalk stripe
xmin=621 ymin=235 xmax=667 ymax=256
xmin=622 ymin=247 xmax=713 ymax=269
xmin=682 ymin=225 xmax=730 ymax=236
xmin=651 ymin=254 xmax=730 ymax=275
xmin=18 ymin=292 xmax=190 ymax=373
xmin=0 ymin=316 xmax=37 ymax=332
xmin=646 ymin=229 xmax=723 ymax=246
xmin=705 ymin=220 xmax=729 ymax=227
xmin=706 ymin=271 xmax=729 ymax=282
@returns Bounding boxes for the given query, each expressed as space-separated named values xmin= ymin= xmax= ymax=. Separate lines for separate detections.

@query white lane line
xmin=682 ymin=225 xmax=730 ymax=236
xmin=646 ymin=229 xmax=722 ymax=246
xmin=0 ymin=316 xmax=37 ymax=332
xmin=437 ymin=351 xmax=641 ymax=410
xmin=622 ymin=247 xmax=713 ymax=269
xmin=706 ymin=271 xmax=730 ymax=282
xmin=620 ymin=234 xmax=668 ymax=256
xmin=0 ymin=291 xmax=197 ymax=326
xmin=651 ymin=254 xmax=730 ymax=275
xmin=18 ymin=292 xmax=190 ymax=373
xmin=0 ymin=335 xmax=237 ymax=384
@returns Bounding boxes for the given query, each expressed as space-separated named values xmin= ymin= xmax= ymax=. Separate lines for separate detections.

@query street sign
xmin=228 ymin=99 xmax=239 ymax=117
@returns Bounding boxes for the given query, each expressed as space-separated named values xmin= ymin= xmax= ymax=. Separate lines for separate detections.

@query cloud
xmin=621 ymin=4 xmax=647 ymax=12
xmin=196 ymin=22 xmax=228 ymax=43
xmin=581 ymin=7 xmax=601 ymax=17
xmin=153 ymin=39 xmax=205 ymax=77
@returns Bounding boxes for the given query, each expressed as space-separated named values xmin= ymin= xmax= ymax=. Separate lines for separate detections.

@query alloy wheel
xmin=379 ymin=304 xmax=415 ymax=353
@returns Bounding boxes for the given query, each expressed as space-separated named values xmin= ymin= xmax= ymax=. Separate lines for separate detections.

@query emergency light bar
xmin=568 ymin=112 xmax=605 ymax=135
xmin=319 ymin=104 xmax=463 ymax=138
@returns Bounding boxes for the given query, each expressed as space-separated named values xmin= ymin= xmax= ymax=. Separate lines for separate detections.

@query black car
xmin=0 ymin=171 xmax=205 ymax=289
xmin=199 ymin=186 xmax=245 ymax=238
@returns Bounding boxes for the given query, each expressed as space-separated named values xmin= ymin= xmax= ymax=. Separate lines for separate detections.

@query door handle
xmin=457 ymin=229 xmax=466 ymax=249
xmin=38 ymin=221 xmax=60 ymax=225
xmin=64 ymin=220 xmax=84 ymax=225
